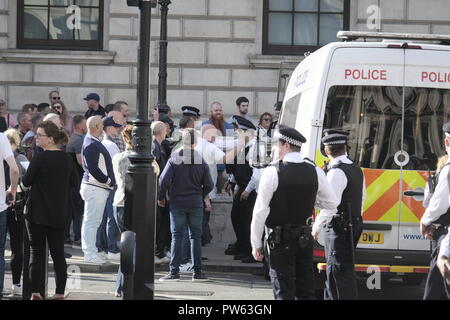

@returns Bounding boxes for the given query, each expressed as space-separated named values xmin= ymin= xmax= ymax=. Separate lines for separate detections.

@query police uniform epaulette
xmin=330 ymin=160 xmax=343 ymax=170
xmin=303 ymin=157 xmax=316 ymax=167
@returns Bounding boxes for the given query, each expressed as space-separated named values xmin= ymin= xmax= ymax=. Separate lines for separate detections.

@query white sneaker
xmin=84 ymin=255 xmax=106 ymax=264
xmin=154 ymin=256 xmax=163 ymax=265
xmin=107 ymin=252 xmax=120 ymax=261
xmin=11 ymin=284 xmax=22 ymax=296
xmin=159 ymin=256 xmax=170 ymax=264
xmin=97 ymin=251 xmax=108 ymax=260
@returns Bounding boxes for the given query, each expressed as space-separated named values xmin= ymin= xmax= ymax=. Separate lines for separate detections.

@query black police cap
xmin=232 ymin=115 xmax=256 ymax=131
xmin=181 ymin=106 xmax=200 ymax=117
xmin=275 ymin=125 xmax=306 ymax=147
xmin=322 ymin=129 xmax=350 ymax=136
xmin=322 ymin=133 xmax=348 ymax=146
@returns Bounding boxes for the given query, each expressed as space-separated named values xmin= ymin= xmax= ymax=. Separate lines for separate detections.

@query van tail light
xmin=313 ymin=249 xmax=325 ymax=257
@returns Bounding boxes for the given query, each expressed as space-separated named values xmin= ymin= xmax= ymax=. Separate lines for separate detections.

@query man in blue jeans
xmin=158 ymin=128 xmax=214 ymax=282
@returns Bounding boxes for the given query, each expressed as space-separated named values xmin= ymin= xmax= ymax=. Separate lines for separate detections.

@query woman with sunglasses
xmin=258 ymin=112 xmax=273 ymax=135
xmin=51 ymin=101 xmax=73 ymax=134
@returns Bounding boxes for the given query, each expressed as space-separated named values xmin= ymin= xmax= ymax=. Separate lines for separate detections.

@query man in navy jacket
xmin=158 ymin=128 xmax=213 ymax=282
xmin=80 ymin=116 xmax=115 ymax=264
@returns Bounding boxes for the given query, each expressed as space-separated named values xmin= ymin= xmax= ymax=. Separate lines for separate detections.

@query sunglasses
xmin=262 ymin=118 xmax=272 ymax=121
xmin=52 ymin=97 xmax=61 ymax=100
xmin=53 ymin=105 xmax=62 ymax=110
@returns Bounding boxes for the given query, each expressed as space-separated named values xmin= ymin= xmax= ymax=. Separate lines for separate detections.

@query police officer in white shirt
xmin=250 ymin=125 xmax=339 ymax=300
xmin=420 ymin=122 xmax=450 ymax=300
xmin=312 ymin=130 xmax=365 ymax=300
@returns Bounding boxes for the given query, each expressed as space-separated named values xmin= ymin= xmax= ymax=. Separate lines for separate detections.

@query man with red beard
xmin=202 ymin=102 xmax=234 ymax=137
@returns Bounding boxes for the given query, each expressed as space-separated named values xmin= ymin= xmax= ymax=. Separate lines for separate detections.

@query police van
xmin=280 ymin=31 xmax=450 ymax=284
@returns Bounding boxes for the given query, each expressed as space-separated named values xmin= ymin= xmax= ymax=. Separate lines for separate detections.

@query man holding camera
xmin=250 ymin=125 xmax=338 ymax=300
xmin=312 ymin=130 xmax=365 ymax=300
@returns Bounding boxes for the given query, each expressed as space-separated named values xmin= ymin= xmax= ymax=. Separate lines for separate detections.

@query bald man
xmin=80 ymin=116 xmax=116 ymax=264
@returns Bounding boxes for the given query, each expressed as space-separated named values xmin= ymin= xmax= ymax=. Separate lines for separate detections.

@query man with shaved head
xmin=80 ymin=116 xmax=116 ymax=264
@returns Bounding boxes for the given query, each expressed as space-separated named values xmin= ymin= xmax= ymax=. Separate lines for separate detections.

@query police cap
xmin=322 ymin=129 xmax=350 ymax=136
xmin=181 ymin=106 xmax=200 ymax=117
xmin=275 ymin=125 xmax=306 ymax=147
xmin=322 ymin=133 xmax=348 ymax=146
xmin=232 ymin=115 xmax=256 ymax=131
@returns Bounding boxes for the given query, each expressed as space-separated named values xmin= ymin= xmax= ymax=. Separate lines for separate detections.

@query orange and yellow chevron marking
xmin=401 ymin=171 xmax=428 ymax=223
xmin=362 ymin=168 xmax=428 ymax=223
xmin=363 ymin=169 xmax=400 ymax=222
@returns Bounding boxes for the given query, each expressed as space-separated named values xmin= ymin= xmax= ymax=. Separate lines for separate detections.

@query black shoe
xmin=64 ymin=251 xmax=72 ymax=259
xmin=233 ymin=253 xmax=246 ymax=260
xmin=201 ymin=256 xmax=208 ymax=261
xmin=192 ymin=272 xmax=209 ymax=282
xmin=159 ymin=273 xmax=180 ymax=282
xmin=224 ymin=247 xmax=238 ymax=255
xmin=241 ymin=255 xmax=259 ymax=263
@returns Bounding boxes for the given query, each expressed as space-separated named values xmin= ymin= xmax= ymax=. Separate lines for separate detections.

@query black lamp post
xmin=157 ymin=0 xmax=171 ymax=114
xmin=125 ymin=0 xmax=157 ymax=300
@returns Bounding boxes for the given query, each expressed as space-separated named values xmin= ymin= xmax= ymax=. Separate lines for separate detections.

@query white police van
xmin=280 ymin=31 xmax=450 ymax=284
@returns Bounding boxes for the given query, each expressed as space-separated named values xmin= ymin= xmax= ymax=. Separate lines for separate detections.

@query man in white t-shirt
xmin=0 ymin=132 xmax=20 ymax=297
xmin=97 ymin=116 xmax=122 ymax=260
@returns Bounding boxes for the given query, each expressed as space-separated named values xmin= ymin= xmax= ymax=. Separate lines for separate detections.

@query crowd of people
xmin=0 ymin=92 xmax=282 ymax=299
xmin=1 ymin=89 xmax=450 ymax=301
xmin=0 ymin=92 xmax=130 ymax=299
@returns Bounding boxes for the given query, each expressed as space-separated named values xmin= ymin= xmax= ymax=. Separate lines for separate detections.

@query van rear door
xmin=322 ymin=47 xmax=407 ymax=251
xmin=398 ymin=48 xmax=450 ymax=251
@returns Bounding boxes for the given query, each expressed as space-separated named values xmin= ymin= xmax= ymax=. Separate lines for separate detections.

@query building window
xmin=17 ymin=0 xmax=104 ymax=51
xmin=263 ymin=0 xmax=350 ymax=55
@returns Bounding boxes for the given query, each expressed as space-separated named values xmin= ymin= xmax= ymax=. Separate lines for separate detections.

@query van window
xmin=323 ymin=86 xmax=450 ymax=170
xmin=280 ymin=92 xmax=302 ymax=128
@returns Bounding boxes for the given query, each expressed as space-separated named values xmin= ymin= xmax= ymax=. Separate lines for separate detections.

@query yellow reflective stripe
xmin=363 ymin=171 xmax=399 ymax=211
xmin=378 ymin=202 xmax=399 ymax=222
xmin=400 ymin=202 xmax=420 ymax=223
xmin=402 ymin=170 xmax=427 ymax=189
xmin=317 ymin=263 xmax=429 ymax=273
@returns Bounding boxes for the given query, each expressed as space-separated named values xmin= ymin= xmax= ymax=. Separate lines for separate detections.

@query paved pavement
xmin=4 ymin=242 xmax=264 ymax=274
xmin=2 ymin=241 xmax=429 ymax=300
xmin=2 ymin=270 xmax=272 ymax=300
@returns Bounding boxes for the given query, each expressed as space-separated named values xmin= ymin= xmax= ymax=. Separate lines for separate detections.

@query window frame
xmin=262 ymin=0 xmax=350 ymax=56
xmin=17 ymin=0 xmax=104 ymax=51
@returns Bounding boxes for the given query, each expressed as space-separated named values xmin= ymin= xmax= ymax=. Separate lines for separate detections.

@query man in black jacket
xmin=84 ymin=93 xmax=106 ymax=119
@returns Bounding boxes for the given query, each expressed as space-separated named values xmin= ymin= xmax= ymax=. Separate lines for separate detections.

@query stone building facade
xmin=0 ymin=0 xmax=449 ymax=118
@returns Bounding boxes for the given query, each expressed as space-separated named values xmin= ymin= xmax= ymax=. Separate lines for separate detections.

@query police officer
xmin=251 ymin=125 xmax=339 ymax=300
xmin=228 ymin=115 xmax=258 ymax=263
xmin=420 ymin=122 xmax=450 ymax=300
xmin=312 ymin=131 xmax=365 ymax=300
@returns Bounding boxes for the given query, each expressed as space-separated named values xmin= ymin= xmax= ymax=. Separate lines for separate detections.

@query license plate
xmin=359 ymin=231 xmax=384 ymax=244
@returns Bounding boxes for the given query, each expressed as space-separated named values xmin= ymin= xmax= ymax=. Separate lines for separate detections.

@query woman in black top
xmin=21 ymin=121 xmax=79 ymax=300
